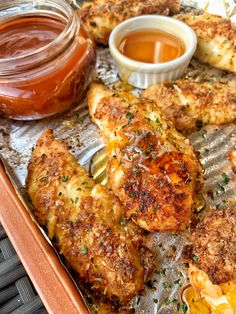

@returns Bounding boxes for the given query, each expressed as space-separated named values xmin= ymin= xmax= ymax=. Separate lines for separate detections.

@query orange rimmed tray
xmin=0 ymin=163 xmax=89 ymax=314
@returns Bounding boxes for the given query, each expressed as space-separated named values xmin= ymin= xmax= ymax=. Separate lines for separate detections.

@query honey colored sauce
xmin=119 ymin=29 xmax=185 ymax=63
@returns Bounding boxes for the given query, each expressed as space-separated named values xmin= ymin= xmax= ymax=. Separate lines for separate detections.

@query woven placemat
xmin=0 ymin=224 xmax=47 ymax=314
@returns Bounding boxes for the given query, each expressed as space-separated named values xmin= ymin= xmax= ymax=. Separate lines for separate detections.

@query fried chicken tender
xmin=79 ymin=0 xmax=180 ymax=45
xmin=186 ymin=208 xmax=236 ymax=285
xmin=88 ymin=83 xmax=201 ymax=232
xmin=142 ymin=78 xmax=236 ymax=133
xmin=186 ymin=265 xmax=236 ymax=314
xmin=177 ymin=13 xmax=236 ymax=73
xmin=26 ymin=129 xmax=153 ymax=305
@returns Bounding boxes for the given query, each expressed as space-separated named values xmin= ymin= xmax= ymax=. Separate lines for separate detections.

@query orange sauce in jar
xmin=0 ymin=16 xmax=95 ymax=120
xmin=119 ymin=29 xmax=185 ymax=64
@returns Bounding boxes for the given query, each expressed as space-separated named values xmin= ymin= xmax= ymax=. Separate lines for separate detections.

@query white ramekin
xmin=109 ymin=15 xmax=197 ymax=89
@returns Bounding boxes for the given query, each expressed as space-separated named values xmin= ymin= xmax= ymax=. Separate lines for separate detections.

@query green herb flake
xmin=75 ymin=113 xmax=84 ymax=124
xmin=120 ymin=217 xmax=127 ymax=226
xmin=81 ymin=245 xmax=88 ymax=255
xmin=181 ymin=303 xmax=188 ymax=313
xmin=62 ymin=175 xmax=69 ymax=182
xmin=77 ymin=187 xmax=81 ymax=191
xmin=160 ymin=268 xmax=166 ymax=276
xmin=222 ymin=172 xmax=230 ymax=184
xmin=39 ymin=177 xmax=48 ymax=182
xmin=153 ymin=298 xmax=158 ymax=304
xmin=155 ymin=117 xmax=160 ymax=124
xmin=126 ymin=112 xmax=134 ymax=119
xmin=129 ymin=193 xmax=134 ymax=198
xmin=132 ymin=167 xmax=139 ymax=173
xmin=164 ymin=297 xmax=171 ymax=305
xmin=223 ymin=39 xmax=228 ymax=45
xmin=174 ymin=278 xmax=180 ymax=285
xmin=163 ymin=282 xmax=172 ymax=289
xmin=82 ymin=181 xmax=88 ymax=185
xmin=145 ymin=117 xmax=151 ymax=123
xmin=74 ymin=197 xmax=79 ymax=204
xmin=192 ymin=255 xmax=199 ymax=263
xmin=98 ymin=240 xmax=103 ymax=247
xmin=71 ymin=198 xmax=74 ymax=204
xmin=153 ymin=205 xmax=160 ymax=212
xmin=149 ymin=144 xmax=154 ymax=151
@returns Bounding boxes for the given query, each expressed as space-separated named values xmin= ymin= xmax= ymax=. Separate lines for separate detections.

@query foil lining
xmin=0 ymin=2 xmax=236 ymax=313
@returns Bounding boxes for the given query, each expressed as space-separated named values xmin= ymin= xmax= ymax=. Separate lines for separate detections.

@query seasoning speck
xmin=81 ymin=245 xmax=88 ymax=255
xmin=62 ymin=175 xmax=69 ymax=182
xmin=39 ymin=177 xmax=48 ymax=182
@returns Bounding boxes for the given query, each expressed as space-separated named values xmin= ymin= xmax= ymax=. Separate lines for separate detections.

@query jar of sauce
xmin=0 ymin=0 xmax=96 ymax=120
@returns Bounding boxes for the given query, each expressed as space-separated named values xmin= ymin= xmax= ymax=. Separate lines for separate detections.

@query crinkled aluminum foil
xmin=0 ymin=2 xmax=236 ymax=313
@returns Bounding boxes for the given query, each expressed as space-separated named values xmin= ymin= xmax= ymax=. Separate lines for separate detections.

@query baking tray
xmin=0 ymin=2 xmax=236 ymax=314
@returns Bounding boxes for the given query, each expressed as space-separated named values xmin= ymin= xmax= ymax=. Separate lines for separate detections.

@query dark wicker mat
xmin=0 ymin=225 xmax=47 ymax=314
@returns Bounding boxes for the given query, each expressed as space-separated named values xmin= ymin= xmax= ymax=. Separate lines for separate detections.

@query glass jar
xmin=0 ymin=0 xmax=96 ymax=120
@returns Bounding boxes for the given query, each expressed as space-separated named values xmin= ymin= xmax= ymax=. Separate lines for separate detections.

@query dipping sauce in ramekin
xmin=0 ymin=0 xmax=96 ymax=120
xmin=109 ymin=15 xmax=197 ymax=89
xmin=119 ymin=29 xmax=185 ymax=64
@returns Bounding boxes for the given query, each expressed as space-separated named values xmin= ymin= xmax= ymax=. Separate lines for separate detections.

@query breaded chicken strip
xmin=79 ymin=0 xmax=180 ymax=45
xmin=183 ymin=209 xmax=236 ymax=313
xmin=26 ymin=130 xmax=153 ymax=305
xmin=186 ymin=208 xmax=236 ymax=285
xmin=88 ymin=83 xmax=201 ymax=232
xmin=142 ymin=78 xmax=236 ymax=133
xmin=177 ymin=13 xmax=236 ymax=73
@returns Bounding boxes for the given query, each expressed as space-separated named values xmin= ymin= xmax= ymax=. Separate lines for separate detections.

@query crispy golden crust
xmin=177 ymin=13 xmax=236 ymax=72
xmin=142 ymin=78 xmax=236 ymax=133
xmin=26 ymin=129 xmax=153 ymax=305
xmin=190 ymin=209 xmax=236 ymax=285
xmin=88 ymin=83 xmax=202 ymax=232
xmin=79 ymin=0 xmax=180 ymax=45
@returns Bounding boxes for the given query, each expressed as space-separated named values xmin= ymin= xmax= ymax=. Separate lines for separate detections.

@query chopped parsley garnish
xmin=39 ymin=177 xmax=48 ymax=182
xmin=126 ymin=112 xmax=134 ymax=119
xmin=75 ymin=113 xmax=84 ymax=124
xmin=164 ymin=297 xmax=171 ymax=305
xmin=128 ymin=193 xmax=134 ymax=197
xmin=120 ymin=217 xmax=127 ymax=226
xmin=74 ymin=197 xmax=79 ymax=204
xmin=181 ymin=303 xmax=188 ymax=313
xmin=160 ymin=268 xmax=166 ymax=276
xmin=155 ymin=117 xmax=160 ymax=124
xmin=98 ymin=240 xmax=103 ymax=247
xmin=163 ymin=282 xmax=172 ymax=289
xmin=153 ymin=205 xmax=160 ymax=212
xmin=82 ymin=181 xmax=88 ymax=185
xmin=174 ymin=278 xmax=180 ymax=285
xmin=222 ymin=172 xmax=230 ymax=184
xmin=153 ymin=298 xmax=158 ymax=303
xmin=192 ymin=255 xmax=199 ymax=263
xmin=132 ymin=166 xmax=139 ymax=173
xmin=77 ymin=187 xmax=81 ymax=191
xmin=81 ymin=245 xmax=88 ymax=255
xmin=149 ymin=144 xmax=154 ymax=151
xmin=145 ymin=117 xmax=151 ymax=122
xmin=62 ymin=175 xmax=69 ymax=182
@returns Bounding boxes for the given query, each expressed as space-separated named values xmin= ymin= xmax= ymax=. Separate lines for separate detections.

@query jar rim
xmin=0 ymin=0 xmax=80 ymax=75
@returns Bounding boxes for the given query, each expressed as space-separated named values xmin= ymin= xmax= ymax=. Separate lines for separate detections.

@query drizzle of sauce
xmin=119 ymin=29 xmax=185 ymax=64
